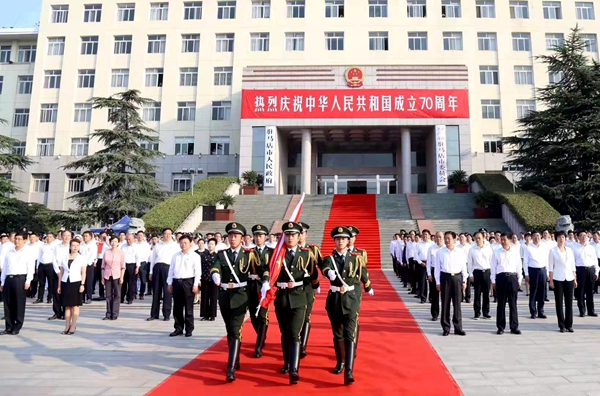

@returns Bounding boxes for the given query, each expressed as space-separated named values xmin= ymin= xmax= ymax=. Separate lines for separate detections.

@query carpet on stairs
xmin=148 ymin=194 xmax=461 ymax=396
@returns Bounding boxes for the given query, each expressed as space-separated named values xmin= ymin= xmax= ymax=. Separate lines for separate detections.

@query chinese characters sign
xmin=264 ymin=126 xmax=276 ymax=187
xmin=435 ymin=125 xmax=448 ymax=186
xmin=241 ymin=89 xmax=469 ymax=119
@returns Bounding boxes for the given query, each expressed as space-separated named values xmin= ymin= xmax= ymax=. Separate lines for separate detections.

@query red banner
xmin=241 ymin=89 xmax=469 ymax=119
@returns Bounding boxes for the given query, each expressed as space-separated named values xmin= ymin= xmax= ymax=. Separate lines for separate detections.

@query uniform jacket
xmin=211 ymin=247 xmax=262 ymax=309
xmin=275 ymin=246 xmax=311 ymax=309
xmin=322 ymin=249 xmax=372 ymax=314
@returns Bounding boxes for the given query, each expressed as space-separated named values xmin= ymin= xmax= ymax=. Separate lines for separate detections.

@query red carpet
xmin=148 ymin=194 xmax=461 ymax=396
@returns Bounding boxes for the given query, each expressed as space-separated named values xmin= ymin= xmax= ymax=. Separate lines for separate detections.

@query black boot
xmin=333 ymin=338 xmax=345 ymax=374
xmin=300 ymin=322 xmax=311 ymax=359
xmin=344 ymin=340 xmax=356 ymax=386
xmin=235 ymin=340 xmax=241 ymax=370
xmin=226 ymin=339 xmax=240 ymax=382
xmin=254 ymin=323 xmax=267 ymax=358
xmin=289 ymin=340 xmax=301 ymax=385
xmin=354 ymin=324 xmax=360 ymax=358
xmin=280 ymin=336 xmax=290 ymax=374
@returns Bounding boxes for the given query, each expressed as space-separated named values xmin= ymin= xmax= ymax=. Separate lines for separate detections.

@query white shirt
xmin=167 ymin=250 xmax=202 ymax=286
xmin=0 ymin=241 xmax=15 ymax=270
xmin=491 ymin=246 xmax=523 ymax=284
xmin=542 ymin=238 xmax=558 ymax=249
xmin=426 ymin=244 xmax=443 ymax=272
xmin=434 ymin=246 xmax=468 ymax=285
xmin=80 ymin=241 xmax=98 ymax=266
xmin=27 ymin=241 xmax=43 ymax=267
xmin=523 ymin=243 xmax=550 ymax=276
xmin=121 ymin=243 xmax=141 ymax=267
xmin=53 ymin=242 xmax=71 ymax=274
xmin=389 ymin=239 xmax=398 ymax=256
xmin=97 ymin=242 xmax=110 ymax=259
xmin=216 ymin=242 xmax=228 ymax=251
xmin=38 ymin=243 xmax=56 ymax=264
xmin=416 ymin=240 xmax=435 ymax=264
xmin=150 ymin=240 xmax=181 ymax=274
xmin=136 ymin=241 xmax=152 ymax=263
xmin=572 ymin=242 xmax=600 ymax=276
xmin=458 ymin=242 xmax=472 ymax=257
xmin=406 ymin=241 xmax=417 ymax=260
xmin=467 ymin=244 xmax=493 ymax=276
xmin=548 ymin=246 xmax=576 ymax=282
xmin=394 ymin=240 xmax=406 ymax=260
xmin=1 ymin=245 xmax=35 ymax=286
xmin=58 ymin=253 xmax=88 ymax=283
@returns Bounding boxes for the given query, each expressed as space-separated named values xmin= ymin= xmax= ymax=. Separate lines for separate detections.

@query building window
xmin=252 ymin=1 xmax=270 ymax=18
xmin=476 ymin=0 xmax=495 ymax=18
xmin=510 ymin=1 xmax=529 ymax=18
xmin=407 ymin=0 xmax=426 ymax=17
xmin=17 ymin=45 xmax=36 ymax=63
xmin=483 ymin=136 xmax=503 ymax=153
xmin=145 ymin=68 xmax=164 ymax=87
xmin=148 ymin=35 xmax=166 ymax=53
xmin=215 ymin=33 xmax=234 ymax=52
xmin=12 ymin=142 xmax=26 ymax=155
xmin=408 ymin=32 xmax=428 ymax=50
xmin=217 ymin=1 xmax=236 ymax=19
xmin=443 ymin=32 xmax=463 ymax=50
xmin=177 ymin=102 xmax=196 ymax=121
xmin=141 ymin=140 xmax=159 ymax=151
xmin=13 ymin=109 xmax=29 ymax=127
xmin=74 ymin=103 xmax=93 ymax=122
xmin=211 ymin=137 xmax=230 ymax=155
xmin=47 ymin=37 xmax=65 ymax=55
xmin=212 ymin=101 xmax=231 ymax=121
xmin=250 ymin=33 xmax=270 ymax=52
xmin=287 ymin=0 xmax=305 ymax=18
xmin=143 ymin=102 xmax=162 ymax=121
xmin=51 ymin=5 xmax=69 ymax=23
xmin=179 ymin=34 xmax=200 ymax=53
xmin=84 ymin=4 xmax=102 ymax=22
xmin=481 ymin=100 xmax=501 ymax=119
xmin=37 ymin=138 xmax=55 ymax=156
xmin=33 ymin=174 xmax=51 ymax=192
xmin=184 ymin=2 xmax=203 ymax=19
xmin=543 ymin=1 xmax=562 ymax=19
xmin=325 ymin=0 xmax=344 ymax=17
xmin=117 ymin=3 xmax=135 ymax=21
xmin=0 ymin=76 xmax=2 ymax=94
xmin=479 ymin=66 xmax=499 ymax=84
xmin=172 ymin=174 xmax=192 ymax=192
xmin=111 ymin=69 xmax=129 ymax=88
xmin=78 ymin=69 xmax=95 ymax=88
xmin=546 ymin=33 xmax=564 ymax=50
xmin=150 ymin=2 xmax=169 ymax=20
xmin=18 ymin=76 xmax=33 ymax=94
xmin=512 ymin=33 xmax=531 ymax=51
xmin=0 ymin=46 xmax=11 ymax=62
xmin=67 ymin=174 xmax=85 ymax=192
xmin=442 ymin=0 xmax=461 ymax=17
xmin=576 ymin=2 xmax=595 ymax=19
xmin=214 ymin=66 xmax=233 ymax=85
xmin=175 ymin=137 xmax=194 ymax=155
xmin=369 ymin=0 xmax=388 ymax=17
xmin=70 ymin=138 xmax=89 ymax=156
xmin=369 ymin=32 xmax=389 ymax=51
xmin=581 ymin=34 xmax=598 ymax=52
xmin=81 ymin=36 xmax=99 ymax=55
xmin=285 ymin=32 xmax=305 ymax=51
xmin=549 ymin=70 xmax=564 ymax=84
xmin=180 ymin=67 xmax=198 ymax=86
xmin=114 ymin=35 xmax=132 ymax=54
xmin=325 ymin=32 xmax=344 ymax=51
xmin=514 ymin=66 xmax=533 ymax=84
xmin=44 ymin=70 xmax=61 ymax=89
xmin=516 ymin=99 xmax=535 ymax=119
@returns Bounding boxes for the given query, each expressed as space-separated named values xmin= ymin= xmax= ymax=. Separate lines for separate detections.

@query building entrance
xmin=317 ymin=175 xmax=397 ymax=195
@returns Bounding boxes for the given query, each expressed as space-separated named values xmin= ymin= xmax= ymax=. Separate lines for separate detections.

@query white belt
xmin=248 ymin=275 xmax=260 ymax=280
xmin=276 ymin=281 xmax=303 ymax=289
xmin=330 ymin=285 xmax=355 ymax=294
xmin=221 ymin=281 xmax=248 ymax=290
xmin=304 ymin=273 xmax=309 ymax=278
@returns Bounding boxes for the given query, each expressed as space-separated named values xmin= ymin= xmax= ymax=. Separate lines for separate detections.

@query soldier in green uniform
xmin=210 ymin=222 xmax=269 ymax=382
xmin=298 ymin=222 xmax=322 ymax=359
xmin=249 ymin=224 xmax=273 ymax=358
xmin=322 ymin=226 xmax=374 ymax=386
xmin=275 ymin=222 xmax=311 ymax=385
xmin=347 ymin=225 xmax=367 ymax=357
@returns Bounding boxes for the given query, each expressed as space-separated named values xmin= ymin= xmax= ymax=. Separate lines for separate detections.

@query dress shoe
xmin=83 ymin=301 xmax=91 ymax=305
xmin=544 ymin=298 xmax=550 ymax=302
xmin=442 ymin=330 xmax=450 ymax=336
xmin=530 ymin=314 xmax=536 ymax=319
xmin=431 ymin=317 xmax=438 ymax=321
xmin=465 ymin=298 xmax=471 ymax=303
xmin=185 ymin=332 xmax=193 ymax=338
xmin=483 ymin=314 xmax=492 ymax=319
xmin=127 ymin=301 xmax=133 ymax=305
xmin=48 ymin=315 xmax=58 ymax=320
xmin=281 ymin=364 xmax=290 ymax=374
xmin=473 ymin=315 xmax=480 ymax=320
xmin=0 ymin=330 xmax=11 ymax=335
xmin=47 ymin=300 xmax=52 ymax=304
xmin=163 ymin=317 xmax=170 ymax=321
xmin=145 ymin=292 xmax=152 ymax=296
xmin=170 ymin=330 xmax=183 ymax=337
xmin=496 ymin=329 xmax=504 ymax=335
xmin=33 ymin=299 xmax=43 ymax=304
xmin=139 ymin=295 xmax=144 ymax=300
xmin=102 ymin=317 xmax=110 ymax=321
xmin=567 ymin=328 xmax=574 ymax=333
xmin=10 ymin=330 xmax=20 ymax=335
xmin=454 ymin=330 xmax=466 ymax=336
xmin=589 ymin=312 xmax=598 ymax=317
xmin=559 ymin=328 xmax=566 ymax=333
xmin=510 ymin=329 xmax=522 ymax=335
xmin=146 ymin=317 xmax=158 ymax=321
xmin=580 ymin=313 xmax=585 ymax=317
xmin=538 ymin=314 xmax=547 ymax=319
xmin=200 ymin=318 xmax=206 ymax=321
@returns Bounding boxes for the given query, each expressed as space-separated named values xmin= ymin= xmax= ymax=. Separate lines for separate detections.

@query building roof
xmin=0 ymin=28 xmax=38 ymax=40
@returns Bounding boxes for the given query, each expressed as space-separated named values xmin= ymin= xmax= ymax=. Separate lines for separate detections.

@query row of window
xmin=49 ymin=0 xmax=597 ymax=23
xmin=0 ymin=45 xmax=36 ymax=63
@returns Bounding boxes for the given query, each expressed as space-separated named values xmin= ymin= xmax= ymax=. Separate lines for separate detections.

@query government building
xmin=0 ymin=0 xmax=598 ymax=209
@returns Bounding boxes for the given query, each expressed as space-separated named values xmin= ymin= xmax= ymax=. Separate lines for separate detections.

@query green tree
xmin=504 ymin=27 xmax=600 ymax=228
xmin=62 ymin=90 xmax=166 ymax=223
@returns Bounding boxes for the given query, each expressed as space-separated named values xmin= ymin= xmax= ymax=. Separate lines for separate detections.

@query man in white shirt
xmin=523 ymin=231 xmax=550 ymax=319
xmin=26 ymin=233 xmax=44 ymax=299
xmin=427 ymin=231 xmax=444 ymax=321
xmin=34 ymin=233 xmax=57 ymax=304
xmin=81 ymin=231 xmax=98 ymax=304
xmin=94 ymin=232 xmax=110 ymax=300
xmin=416 ymin=230 xmax=435 ymax=303
xmin=434 ymin=231 xmax=467 ymax=336
xmin=542 ymin=230 xmax=558 ymax=249
xmin=458 ymin=233 xmax=472 ymax=303
xmin=167 ymin=235 xmax=201 ymax=337
xmin=215 ymin=232 xmax=228 ymax=251
xmin=567 ymin=231 xmax=578 ymax=248
xmin=148 ymin=228 xmax=181 ymax=321
xmin=136 ymin=231 xmax=152 ymax=300
xmin=120 ymin=233 xmax=141 ymax=305
xmin=0 ymin=233 xmax=15 ymax=303
xmin=390 ymin=234 xmax=401 ymax=279
xmin=395 ymin=235 xmax=409 ymax=287
xmin=491 ymin=233 xmax=523 ymax=335
xmin=407 ymin=232 xmax=420 ymax=295
xmin=50 ymin=230 xmax=72 ymax=320
xmin=468 ymin=232 xmax=493 ymax=320
xmin=573 ymin=230 xmax=599 ymax=317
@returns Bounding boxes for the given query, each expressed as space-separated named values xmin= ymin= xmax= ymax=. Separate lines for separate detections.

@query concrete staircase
xmin=430 ymin=219 xmax=511 ymax=234
xmin=299 ymin=195 xmax=334 ymax=247
xmin=418 ymin=193 xmax=477 ymax=219
xmin=379 ymin=219 xmax=419 ymax=269
xmin=376 ymin=195 xmax=412 ymax=219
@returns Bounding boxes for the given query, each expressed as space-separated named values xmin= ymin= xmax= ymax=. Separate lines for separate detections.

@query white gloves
xmin=368 ymin=289 xmax=375 ymax=296
xmin=328 ymin=270 xmax=336 ymax=281
xmin=260 ymin=282 xmax=271 ymax=301
xmin=315 ymin=286 xmax=321 ymax=294
xmin=212 ymin=273 xmax=221 ymax=285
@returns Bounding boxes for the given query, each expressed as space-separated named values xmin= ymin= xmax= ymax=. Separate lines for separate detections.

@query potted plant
xmin=474 ymin=191 xmax=497 ymax=218
xmin=449 ymin=170 xmax=469 ymax=193
xmin=216 ymin=194 xmax=236 ymax=221
xmin=241 ymin=170 xmax=259 ymax=195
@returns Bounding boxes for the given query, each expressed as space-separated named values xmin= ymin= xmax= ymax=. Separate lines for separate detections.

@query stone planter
xmin=474 ymin=207 xmax=490 ymax=219
xmin=454 ymin=185 xmax=469 ymax=193
xmin=216 ymin=209 xmax=235 ymax=221
xmin=243 ymin=185 xmax=259 ymax=195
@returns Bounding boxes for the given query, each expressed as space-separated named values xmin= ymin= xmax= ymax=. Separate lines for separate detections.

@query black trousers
xmin=173 ymin=278 xmax=195 ymax=333
xmin=440 ymin=272 xmax=463 ymax=333
xmin=94 ymin=259 xmax=105 ymax=297
xmin=463 ymin=277 xmax=471 ymax=301
xmin=151 ymin=263 xmax=172 ymax=319
xmin=528 ymin=267 xmax=546 ymax=316
xmin=37 ymin=263 xmax=55 ymax=302
xmin=219 ymin=290 xmax=248 ymax=341
xmin=138 ymin=262 xmax=149 ymax=296
xmin=417 ymin=263 xmax=428 ymax=302
xmin=248 ymin=279 xmax=269 ymax=332
xmin=409 ymin=258 xmax=418 ymax=292
xmin=392 ymin=256 xmax=398 ymax=276
xmin=200 ymin=280 xmax=218 ymax=319
xmin=51 ymin=271 xmax=64 ymax=318
xmin=326 ymin=292 xmax=358 ymax=342
xmin=104 ymin=277 xmax=120 ymax=319
xmin=84 ymin=265 xmax=95 ymax=302
xmin=3 ymin=275 xmax=26 ymax=332
xmin=121 ymin=264 xmax=137 ymax=303
xmin=576 ymin=266 xmax=595 ymax=315
xmin=496 ymin=273 xmax=519 ymax=331
xmin=553 ymin=279 xmax=574 ymax=330
xmin=473 ymin=269 xmax=491 ymax=317
xmin=402 ymin=263 xmax=410 ymax=287
xmin=27 ymin=265 xmax=38 ymax=298
xmin=275 ymin=290 xmax=307 ymax=342
xmin=429 ymin=268 xmax=439 ymax=320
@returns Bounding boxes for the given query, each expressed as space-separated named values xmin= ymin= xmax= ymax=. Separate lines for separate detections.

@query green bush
xmin=142 ymin=176 xmax=237 ymax=233
xmin=469 ymin=173 xmax=560 ymax=231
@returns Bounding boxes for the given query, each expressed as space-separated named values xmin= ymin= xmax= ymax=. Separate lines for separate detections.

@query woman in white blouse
xmin=57 ymin=239 xmax=88 ymax=335
xmin=548 ymin=231 xmax=577 ymax=333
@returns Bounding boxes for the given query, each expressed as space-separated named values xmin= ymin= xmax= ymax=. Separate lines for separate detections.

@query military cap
xmin=252 ymin=224 xmax=269 ymax=235
xmin=478 ymin=228 xmax=487 ymax=233
xmin=346 ymin=226 xmax=360 ymax=237
xmin=0 ymin=233 xmax=7 ymax=238
xmin=282 ymin=222 xmax=303 ymax=234
xmin=299 ymin=222 xmax=310 ymax=232
xmin=225 ymin=222 xmax=246 ymax=236
xmin=331 ymin=226 xmax=352 ymax=239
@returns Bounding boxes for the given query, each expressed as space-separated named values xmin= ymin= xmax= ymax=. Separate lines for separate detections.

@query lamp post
xmin=502 ymin=165 xmax=524 ymax=193
xmin=182 ymin=167 xmax=204 ymax=196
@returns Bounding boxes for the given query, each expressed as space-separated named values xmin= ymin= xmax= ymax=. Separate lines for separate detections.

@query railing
xmin=502 ymin=204 xmax=526 ymax=235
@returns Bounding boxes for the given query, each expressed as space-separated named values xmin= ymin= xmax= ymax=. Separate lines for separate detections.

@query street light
xmin=502 ymin=165 xmax=524 ymax=193
xmin=182 ymin=167 xmax=204 ymax=195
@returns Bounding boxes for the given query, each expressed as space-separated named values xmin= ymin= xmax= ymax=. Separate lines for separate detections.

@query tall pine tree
xmin=63 ymin=90 xmax=166 ymax=223
xmin=504 ymin=28 xmax=600 ymax=228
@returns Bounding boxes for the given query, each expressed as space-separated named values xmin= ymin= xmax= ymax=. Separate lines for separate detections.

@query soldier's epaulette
xmin=300 ymin=247 xmax=310 ymax=252
xmin=308 ymin=244 xmax=318 ymax=248
xmin=351 ymin=252 xmax=362 ymax=256
xmin=243 ymin=248 xmax=255 ymax=253
xmin=218 ymin=248 xmax=229 ymax=253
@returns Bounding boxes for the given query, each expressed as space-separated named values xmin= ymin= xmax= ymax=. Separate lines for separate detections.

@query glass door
xmin=317 ymin=175 xmax=397 ymax=194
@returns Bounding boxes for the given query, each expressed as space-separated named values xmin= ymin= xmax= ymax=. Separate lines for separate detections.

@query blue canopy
xmin=90 ymin=216 xmax=131 ymax=234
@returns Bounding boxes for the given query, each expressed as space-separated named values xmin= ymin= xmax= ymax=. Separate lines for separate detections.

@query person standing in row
xmin=120 ymin=234 xmax=140 ymax=305
xmin=427 ymin=231 xmax=444 ymax=321
xmin=136 ymin=231 xmax=152 ymax=300
xmin=26 ymin=233 xmax=43 ymax=299
xmin=57 ymin=239 xmax=87 ymax=335
xmin=102 ymin=237 xmax=125 ymax=321
xmin=148 ymin=228 xmax=179 ymax=321
xmin=199 ymin=238 xmax=218 ymax=321
xmin=50 ymin=230 xmax=71 ymax=321
xmin=573 ymin=230 xmax=599 ymax=317
xmin=0 ymin=233 xmax=15 ymax=304
xmin=81 ymin=231 xmax=97 ymax=304
xmin=93 ymin=232 xmax=108 ymax=301
xmin=467 ymin=232 xmax=493 ymax=320
xmin=523 ymin=231 xmax=550 ymax=319
xmin=458 ymin=234 xmax=472 ymax=303
xmin=491 ymin=233 xmax=522 ymax=335
xmin=549 ymin=231 xmax=576 ymax=333
xmin=35 ymin=233 xmax=56 ymax=304
xmin=299 ymin=222 xmax=322 ymax=359
xmin=416 ymin=230 xmax=434 ymax=304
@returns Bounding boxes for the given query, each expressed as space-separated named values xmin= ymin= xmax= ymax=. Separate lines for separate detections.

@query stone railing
xmin=502 ymin=204 xmax=526 ymax=235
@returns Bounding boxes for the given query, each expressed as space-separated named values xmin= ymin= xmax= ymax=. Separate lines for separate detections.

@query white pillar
xmin=401 ymin=128 xmax=411 ymax=194
xmin=301 ymin=129 xmax=312 ymax=194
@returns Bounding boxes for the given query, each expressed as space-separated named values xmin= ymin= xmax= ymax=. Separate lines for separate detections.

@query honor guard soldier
xmin=249 ymin=224 xmax=273 ymax=358
xmin=298 ymin=222 xmax=322 ymax=359
xmin=347 ymin=225 xmax=367 ymax=356
xmin=211 ymin=222 xmax=268 ymax=382
xmin=322 ymin=226 xmax=374 ymax=386
xmin=275 ymin=222 xmax=311 ymax=385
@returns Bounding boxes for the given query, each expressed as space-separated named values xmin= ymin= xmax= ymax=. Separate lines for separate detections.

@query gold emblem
xmin=340 ymin=286 xmax=346 ymax=293
xmin=288 ymin=223 xmax=293 ymax=228
xmin=232 ymin=223 xmax=237 ymax=229
xmin=228 ymin=283 xmax=234 ymax=289
xmin=257 ymin=225 xmax=261 ymax=230
xmin=338 ymin=227 xmax=343 ymax=233
xmin=288 ymin=281 xmax=294 ymax=289
xmin=349 ymin=227 xmax=354 ymax=231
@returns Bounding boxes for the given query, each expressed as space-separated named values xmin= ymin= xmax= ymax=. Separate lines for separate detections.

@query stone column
xmin=401 ymin=128 xmax=411 ymax=194
xmin=301 ymin=129 xmax=312 ymax=194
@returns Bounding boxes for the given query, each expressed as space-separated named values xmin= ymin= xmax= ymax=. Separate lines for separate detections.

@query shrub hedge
xmin=469 ymin=173 xmax=561 ymax=231
xmin=142 ymin=176 xmax=238 ymax=233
